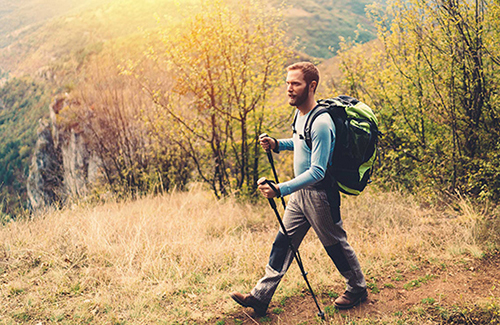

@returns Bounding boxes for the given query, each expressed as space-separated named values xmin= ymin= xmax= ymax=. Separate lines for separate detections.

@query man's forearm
xmin=277 ymin=138 xmax=294 ymax=151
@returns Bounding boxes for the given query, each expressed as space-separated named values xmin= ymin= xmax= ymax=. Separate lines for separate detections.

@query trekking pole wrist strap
xmin=271 ymin=137 xmax=280 ymax=153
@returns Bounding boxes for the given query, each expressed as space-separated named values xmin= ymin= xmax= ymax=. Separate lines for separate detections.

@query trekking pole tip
xmin=317 ymin=311 xmax=325 ymax=320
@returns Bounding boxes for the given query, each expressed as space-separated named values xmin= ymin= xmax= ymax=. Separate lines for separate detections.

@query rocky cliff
xmin=27 ymin=96 xmax=101 ymax=210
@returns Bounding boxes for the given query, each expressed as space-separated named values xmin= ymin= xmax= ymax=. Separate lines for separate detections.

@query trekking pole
xmin=259 ymin=133 xmax=287 ymax=210
xmin=257 ymin=177 xmax=325 ymax=320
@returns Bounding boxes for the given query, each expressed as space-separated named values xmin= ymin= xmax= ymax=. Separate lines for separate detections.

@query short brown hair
xmin=287 ymin=62 xmax=320 ymax=92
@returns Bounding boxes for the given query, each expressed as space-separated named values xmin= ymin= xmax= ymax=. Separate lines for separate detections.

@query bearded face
xmin=288 ymin=83 xmax=310 ymax=107
xmin=286 ymin=69 xmax=311 ymax=107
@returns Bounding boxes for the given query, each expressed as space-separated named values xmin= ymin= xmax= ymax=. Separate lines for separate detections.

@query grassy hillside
xmin=0 ymin=0 xmax=376 ymax=78
xmin=0 ymin=0 xmax=201 ymax=77
xmin=0 ymin=186 xmax=498 ymax=324
xmin=279 ymin=0 xmax=376 ymax=58
xmin=0 ymin=0 xmax=100 ymax=48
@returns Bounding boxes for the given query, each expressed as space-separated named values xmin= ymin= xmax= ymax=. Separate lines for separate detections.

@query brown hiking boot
xmin=334 ymin=289 xmax=368 ymax=310
xmin=230 ymin=292 xmax=268 ymax=316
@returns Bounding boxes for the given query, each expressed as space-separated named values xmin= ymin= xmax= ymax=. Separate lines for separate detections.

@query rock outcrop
xmin=27 ymin=119 xmax=64 ymax=210
xmin=27 ymin=96 xmax=101 ymax=210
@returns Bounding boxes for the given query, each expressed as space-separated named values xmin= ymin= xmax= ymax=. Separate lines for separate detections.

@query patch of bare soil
xmin=223 ymin=253 xmax=500 ymax=324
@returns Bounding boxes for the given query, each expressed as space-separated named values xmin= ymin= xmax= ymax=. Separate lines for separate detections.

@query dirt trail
xmin=226 ymin=253 xmax=500 ymax=324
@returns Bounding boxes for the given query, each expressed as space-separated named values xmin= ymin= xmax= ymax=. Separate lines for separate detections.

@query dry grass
xmin=0 ymin=184 xmax=494 ymax=324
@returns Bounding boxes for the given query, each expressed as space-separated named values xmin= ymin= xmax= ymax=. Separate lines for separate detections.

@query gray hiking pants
xmin=251 ymin=186 xmax=366 ymax=305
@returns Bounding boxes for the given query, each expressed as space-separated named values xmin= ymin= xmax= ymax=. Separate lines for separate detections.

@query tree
xmin=333 ymin=0 xmax=500 ymax=200
xmin=130 ymin=0 xmax=293 ymax=198
xmin=63 ymin=50 xmax=191 ymax=196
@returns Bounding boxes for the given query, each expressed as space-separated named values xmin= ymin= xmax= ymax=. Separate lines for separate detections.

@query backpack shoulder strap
xmin=291 ymin=109 xmax=299 ymax=134
xmin=304 ymin=106 xmax=330 ymax=149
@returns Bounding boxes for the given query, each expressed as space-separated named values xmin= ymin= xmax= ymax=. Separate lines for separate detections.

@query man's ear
xmin=310 ymin=80 xmax=317 ymax=93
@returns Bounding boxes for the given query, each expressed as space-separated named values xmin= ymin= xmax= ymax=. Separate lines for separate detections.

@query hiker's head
xmin=287 ymin=62 xmax=319 ymax=93
xmin=286 ymin=62 xmax=319 ymax=107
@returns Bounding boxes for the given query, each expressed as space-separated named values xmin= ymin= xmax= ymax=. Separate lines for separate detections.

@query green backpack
xmin=292 ymin=95 xmax=380 ymax=195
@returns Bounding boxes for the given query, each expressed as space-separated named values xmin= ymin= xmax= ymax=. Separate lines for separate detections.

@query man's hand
xmin=257 ymin=177 xmax=280 ymax=199
xmin=259 ymin=134 xmax=277 ymax=152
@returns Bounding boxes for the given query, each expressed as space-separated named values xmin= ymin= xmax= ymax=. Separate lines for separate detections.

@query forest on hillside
xmin=0 ymin=0 xmax=499 ymax=218
xmin=0 ymin=0 xmax=376 ymax=217
xmin=337 ymin=0 xmax=500 ymax=201
xmin=0 ymin=78 xmax=50 ymax=217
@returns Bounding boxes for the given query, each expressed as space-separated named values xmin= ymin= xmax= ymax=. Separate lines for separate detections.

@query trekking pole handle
xmin=259 ymin=133 xmax=277 ymax=162
xmin=257 ymin=177 xmax=280 ymax=195
xmin=257 ymin=177 xmax=277 ymax=210
xmin=259 ymin=133 xmax=271 ymax=153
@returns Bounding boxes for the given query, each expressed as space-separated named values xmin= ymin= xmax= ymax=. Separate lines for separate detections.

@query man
xmin=230 ymin=62 xmax=367 ymax=316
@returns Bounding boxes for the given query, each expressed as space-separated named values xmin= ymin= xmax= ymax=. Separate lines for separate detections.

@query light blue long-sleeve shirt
xmin=277 ymin=109 xmax=336 ymax=197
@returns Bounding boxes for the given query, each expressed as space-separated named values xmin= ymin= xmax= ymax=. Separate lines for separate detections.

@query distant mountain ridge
xmin=0 ymin=0 xmax=111 ymax=48
xmin=0 ymin=0 xmax=192 ymax=77
xmin=0 ymin=0 xmax=377 ymax=77
xmin=278 ymin=0 xmax=376 ymax=58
